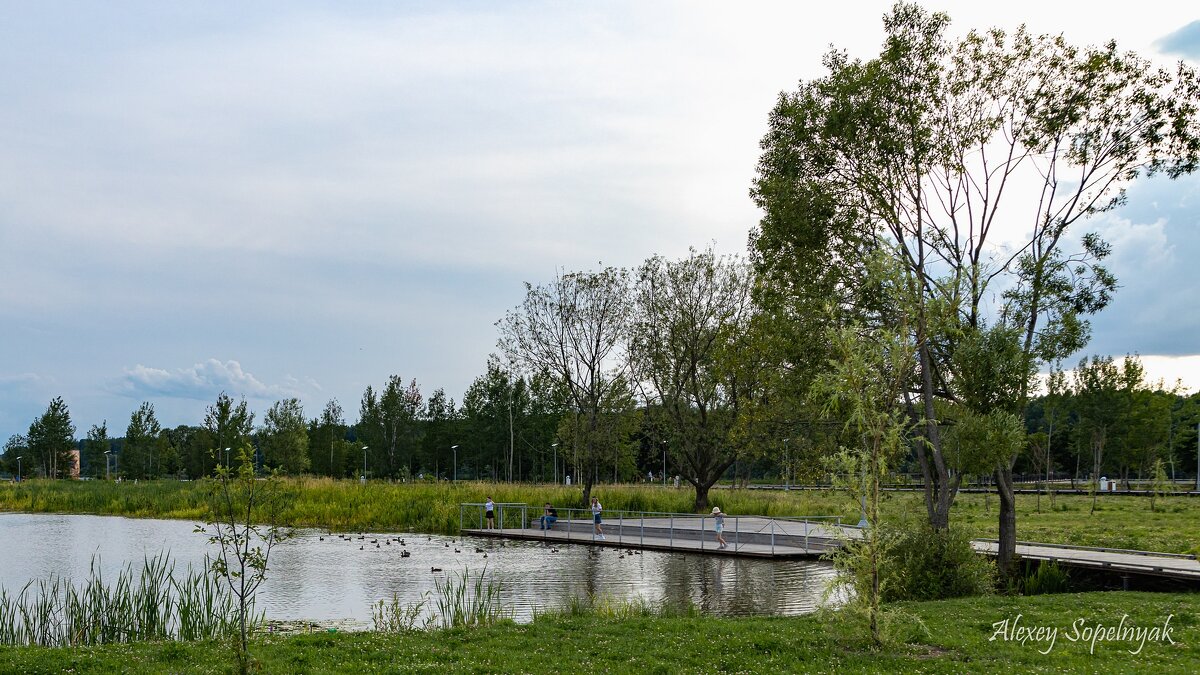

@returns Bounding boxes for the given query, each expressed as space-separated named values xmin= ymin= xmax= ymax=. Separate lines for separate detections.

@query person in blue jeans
xmin=539 ymin=503 xmax=558 ymax=530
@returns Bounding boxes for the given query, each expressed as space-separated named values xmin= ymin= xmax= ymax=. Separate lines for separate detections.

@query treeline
xmin=1022 ymin=356 xmax=1200 ymax=487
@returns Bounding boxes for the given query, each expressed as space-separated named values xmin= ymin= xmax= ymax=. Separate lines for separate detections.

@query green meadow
xmin=1 ymin=478 xmax=1197 ymax=554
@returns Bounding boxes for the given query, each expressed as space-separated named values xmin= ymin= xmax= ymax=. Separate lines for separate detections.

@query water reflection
xmin=0 ymin=513 xmax=838 ymax=627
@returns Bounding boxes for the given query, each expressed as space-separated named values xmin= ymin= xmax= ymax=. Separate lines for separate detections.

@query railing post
xmin=804 ymin=519 xmax=809 ymax=551
xmin=670 ymin=514 xmax=674 ymax=549
xmin=735 ymin=516 xmax=739 ymax=552
xmin=567 ymin=508 xmax=572 ymax=541
xmin=771 ymin=521 xmax=775 ymax=555
xmin=701 ymin=516 xmax=705 ymax=551
xmin=619 ymin=511 xmax=623 ymax=543
xmin=640 ymin=512 xmax=644 ymax=548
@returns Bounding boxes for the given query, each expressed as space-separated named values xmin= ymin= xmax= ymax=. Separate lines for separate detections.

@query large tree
xmin=499 ymin=266 xmax=632 ymax=505
xmin=27 ymin=397 xmax=76 ymax=479
xmin=629 ymin=247 xmax=759 ymax=511
xmin=358 ymin=376 xmax=423 ymax=478
xmin=123 ymin=402 xmax=162 ymax=479
xmin=752 ymin=3 xmax=1200 ymax=538
xmin=261 ymin=398 xmax=309 ymax=475
xmin=82 ymin=421 xmax=111 ymax=479
xmin=203 ymin=393 xmax=255 ymax=474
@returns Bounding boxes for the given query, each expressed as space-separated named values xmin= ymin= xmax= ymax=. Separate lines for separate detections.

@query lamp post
xmin=451 ymin=445 xmax=459 ymax=483
xmin=551 ymin=442 xmax=559 ymax=485
xmin=224 ymin=447 xmax=231 ymax=469
xmin=104 ymin=451 xmax=111 ymax=480
xmin=15 ymin=455 xmax=22 ymax=483
xmin=361 ymin=446 xmax=369 ymax=481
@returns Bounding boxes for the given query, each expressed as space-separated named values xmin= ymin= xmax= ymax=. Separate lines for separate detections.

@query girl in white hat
xmin=711 ymin=506 xmax=727 ymax=549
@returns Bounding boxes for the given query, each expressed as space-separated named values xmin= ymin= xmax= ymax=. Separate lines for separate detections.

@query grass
xmin=2 ymin=478 xmax=1198 ymax=554
xmin=0 ymin=554 xmax=247 ymax=647
xmin=0 ymin=591 xmax=1195 ymax=673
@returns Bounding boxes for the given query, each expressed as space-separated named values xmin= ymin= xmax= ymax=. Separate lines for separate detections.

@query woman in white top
xmin=590 ymin=497 xmax=605 ymax=540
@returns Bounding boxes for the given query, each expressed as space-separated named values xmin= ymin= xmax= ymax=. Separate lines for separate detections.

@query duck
xmin=376 ymin=543 xmax=381 ymax=549
xmin=474 ymin=548 xmax=485 ymax=554
xmin=359 ymin=545 xmax=364 ymax=551
xmin=454 ymin=548 xmax=461 ymax=553
xmin=431 ymin=567 xmax=442 ymax=573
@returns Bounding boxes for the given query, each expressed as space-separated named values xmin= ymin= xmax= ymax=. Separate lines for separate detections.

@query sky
xmin=2 ymin=1 xmax=1199 ymax=440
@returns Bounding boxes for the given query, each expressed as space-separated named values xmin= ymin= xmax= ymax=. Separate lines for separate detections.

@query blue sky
xmin=2 ymin=1 xmax=1199 ymax=440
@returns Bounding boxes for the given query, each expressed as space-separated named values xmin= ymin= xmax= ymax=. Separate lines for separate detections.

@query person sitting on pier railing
xmin=538 ymin=503 xmax=558 ymax=530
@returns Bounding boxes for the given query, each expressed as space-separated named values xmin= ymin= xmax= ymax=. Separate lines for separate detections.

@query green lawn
xmin=2 ymin=478 xmax=1198 ymax=554
xmin=0 ymin=591 xmax=1195 ymax=673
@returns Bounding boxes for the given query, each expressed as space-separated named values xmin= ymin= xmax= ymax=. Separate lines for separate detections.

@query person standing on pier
xmin=485 ymin=497 xmax=496 ymax=529
xmin=590 ymin=497 xmax=605 ymax=540
xmin=712 ymin=506 xmax=727 ymax=549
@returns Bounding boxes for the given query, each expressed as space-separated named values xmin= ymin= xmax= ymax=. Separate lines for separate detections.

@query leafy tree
xmin=198 ymin=447 xmax=290 ymax=674
xmin=2 ymin=434 xmax=29 ymax=478
xmin=751 ymin=2 xmax=1200 ymax=534
xmin=1071 ymin=355 xmax=1142 ymax=513
xmin=358 ymin=377 xmax=423 ymax=478
xmin=499 ymin=266 xmax=632 ymax=504
xmin=202 ymin=393 xmax=255 ymax=474
xmin=27 ymin=397 xmax=76 ymax=479
xmin=123 ymin=402 xmax=162 ymax=479
xmin=629 ymin=247 xmax=759 ymax=511
xmin=82 ymin=421 xmax=111 ymax=479
xmin=419 ymin=389 xmax=457 ymax=479
xmin=811 ymin=256 xmax=917 ymax=644
xmin=260 ymin=398 xmax=309 ymax=475
xmin=308 ymin=399 xmax=348 ymax=477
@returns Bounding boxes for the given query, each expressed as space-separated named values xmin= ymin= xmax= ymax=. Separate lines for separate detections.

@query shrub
xmin=877 ymin=524 xmax=995 ymax=602
xmin=1022 ymin=561 xmax=1070 ymax=595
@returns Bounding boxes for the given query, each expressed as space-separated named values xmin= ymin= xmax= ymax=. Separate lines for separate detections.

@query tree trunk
xmin=995 ymin=465 xmax=1018 ymax=587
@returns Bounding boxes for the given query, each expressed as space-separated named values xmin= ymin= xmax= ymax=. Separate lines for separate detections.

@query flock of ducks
xmin=315 ymin=532 xmax=647 ymax=570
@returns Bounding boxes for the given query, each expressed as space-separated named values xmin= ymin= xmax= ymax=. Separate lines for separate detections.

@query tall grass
xmin=0 ymin=478 xmax=855 ymax=534
xmin=432 ymin=567 xmax=508 ymax=628
xmin=6 ymin=478 xmax=1197 ymax=554
xmin=0 ymin=554 xmax=251 ymax=647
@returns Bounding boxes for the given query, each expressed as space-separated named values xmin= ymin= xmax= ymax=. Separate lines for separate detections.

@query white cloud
xmin=112 ymin=359 xmax=300 ymax=401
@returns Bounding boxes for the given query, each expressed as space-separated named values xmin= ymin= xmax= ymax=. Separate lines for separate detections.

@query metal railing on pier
xmin=458 ymin=503 xmax=845 ymax=556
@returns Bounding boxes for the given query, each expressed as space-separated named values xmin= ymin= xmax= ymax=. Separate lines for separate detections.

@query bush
xmin=1022 ymin=561 xmax=1070 ymax=595
xmin=878 ymin=524 xmax=995 ymax=602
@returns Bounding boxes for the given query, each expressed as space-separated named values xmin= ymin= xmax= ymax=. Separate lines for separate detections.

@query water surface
xmin=0 ymin=513 xmax=838 ymax=627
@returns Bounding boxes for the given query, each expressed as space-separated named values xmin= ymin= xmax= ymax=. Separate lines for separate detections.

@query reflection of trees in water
xmin=656 ymin=554 xmax=836 ymax=616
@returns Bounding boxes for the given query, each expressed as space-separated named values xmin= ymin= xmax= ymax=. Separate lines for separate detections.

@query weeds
xmin=0 ymin=554 xmax=249 ymax=647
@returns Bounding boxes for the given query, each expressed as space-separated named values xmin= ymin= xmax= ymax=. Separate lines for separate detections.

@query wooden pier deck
xmin=464 ymin=515 xmax=843 ymax=559
xmin=463 ymin=511 xmax=1200 ymax=583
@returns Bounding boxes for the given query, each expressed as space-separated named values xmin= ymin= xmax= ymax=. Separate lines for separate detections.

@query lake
xmin=0 ymin=512 xmax=839 ymax=627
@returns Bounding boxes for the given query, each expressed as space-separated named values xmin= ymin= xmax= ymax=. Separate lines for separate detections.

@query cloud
xmin=1156 ymin=20 xmax=1200 ymax=59
xmin=112 ymin=359 xmax=299 ymax=401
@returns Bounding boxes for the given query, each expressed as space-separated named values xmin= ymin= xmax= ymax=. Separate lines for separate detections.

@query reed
xmin=432 ymin=567 xmax=508 ymax=629
xmin=0 ymin=554 xmax=251 ymax=647
xmin=371 ymin=593 xmax=432 ymax=632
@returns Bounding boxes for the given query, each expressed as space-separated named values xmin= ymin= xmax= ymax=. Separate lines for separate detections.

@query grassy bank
xmin=2 ymin=479 xmax=1198 ymax=554
xmin=0 ymin=591 xmax=1195 ymax=673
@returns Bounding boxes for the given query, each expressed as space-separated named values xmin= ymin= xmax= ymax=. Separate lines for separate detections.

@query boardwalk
xmin=462 ymin=505 xmax=1200 ymax=584
xmin=972 ymin=540 xmax=1200 ymax=581
xmin=465 ymin=515 xmax=843 ymax=558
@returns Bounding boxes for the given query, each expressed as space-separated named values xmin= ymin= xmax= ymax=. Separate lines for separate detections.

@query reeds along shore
xmin=0 ymin=554 xmax=250 ymax=647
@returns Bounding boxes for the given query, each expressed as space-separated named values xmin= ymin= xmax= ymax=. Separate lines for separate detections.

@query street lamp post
xmin=362 ymin=446 xmax=369 ymax=481
xmin=224 ymin=447 xmax=231 ymax=469
xmin=104 ymin=451 xmax=111 ymax=480
xmin=15 ymin=455 xmax=22 ymax=483
xmin=551 ymin=442 xmax=559 ymax=485
xmin=451 ymin=445 xmax=459 ymax=483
